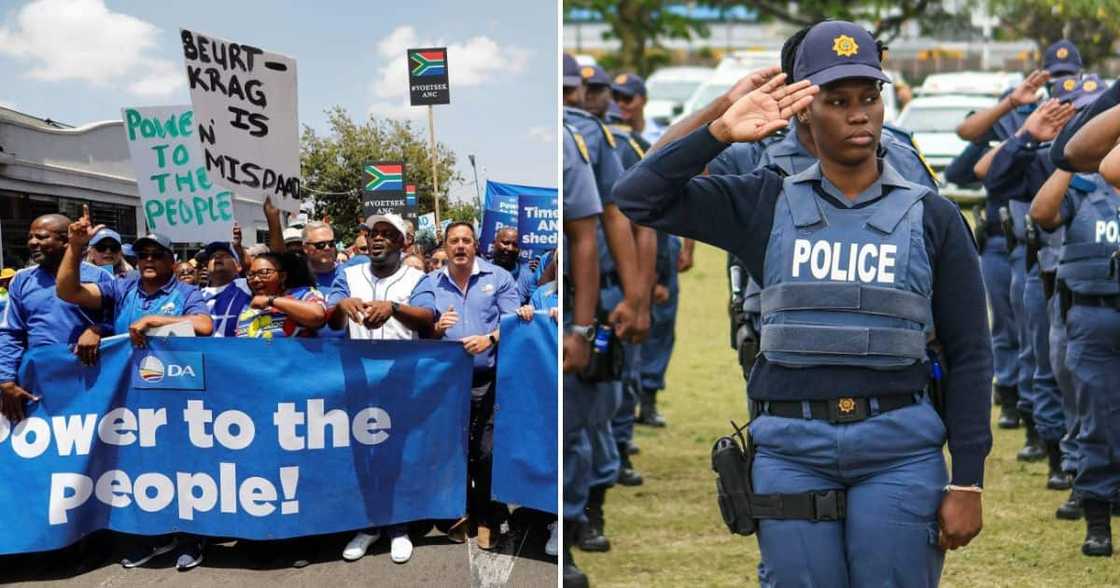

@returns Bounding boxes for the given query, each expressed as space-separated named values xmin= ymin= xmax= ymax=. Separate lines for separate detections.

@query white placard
xmin=418 ymin=212 xmax=436 ymax=234
xmin=122 ymin=105 xmax=236 ymax=244
xmin=181 ymin=29 xmax=300 ymax=212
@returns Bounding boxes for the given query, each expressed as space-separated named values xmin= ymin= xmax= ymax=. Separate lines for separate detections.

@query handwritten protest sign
xmin=181 ymin=29 xmax=301 ymax=212
xmin=517 ymin=194 xmax=559 ymax=252
xmin=121 ymin=106 xmax=234 ymax=243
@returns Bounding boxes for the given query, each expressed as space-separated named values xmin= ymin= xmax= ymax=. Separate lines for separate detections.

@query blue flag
xmin=492 ymin=314 xmax=557 ymax=514
xmin=480 ymin=180 xmax=557 ymax=257
xmin=517 ymin=194 xmax=559 ymax=253
xmin=0 ymin=336 xmax=472 ymax=555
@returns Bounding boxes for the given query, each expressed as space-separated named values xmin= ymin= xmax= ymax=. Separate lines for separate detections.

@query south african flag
xmin=411 ymin=50 xmax=446 ymax=77
xmin=365 ymin=164 xmax=403 ymax=191
xmin=406 ymin=184 xmax=417 ymax=207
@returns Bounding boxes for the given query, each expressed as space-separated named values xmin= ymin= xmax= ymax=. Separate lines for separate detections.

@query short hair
xmin=246 ymin=244 xmax=270 ymax=257
xmin=444 ymin=221 xmax=475 ymax=239
xmin=302 ymin=220 xmax=333 ymax=241
xmin=496 ymin=226 xmax=518 ymax=238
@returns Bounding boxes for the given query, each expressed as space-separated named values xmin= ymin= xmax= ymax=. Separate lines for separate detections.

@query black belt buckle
xmin=813 ymin=490 xmax=843 ymax=521
xmin=828 ymin=397 xmax=866 ymax=423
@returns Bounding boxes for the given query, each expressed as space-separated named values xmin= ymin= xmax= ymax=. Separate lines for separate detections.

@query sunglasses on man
xmin=135 ymin=249 xmax=169 ymax=261
xmin=306 ymin=240 xmax=336 ymax=250
xmin=93 ymin=242 xmax=121 ymax=253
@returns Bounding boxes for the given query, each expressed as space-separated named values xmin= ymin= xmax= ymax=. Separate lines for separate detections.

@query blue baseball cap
xmin=1072 ymin=74 xmax=1106 ymax=109
xmin=793 ymin=21 xmax=890 ymax=87
xmin=89 ymin=228 xmax=122 ymax=247
xmin=202 ymin=241 xmax=240 ymax=265
xmin=580 ymin=64 xmax=611 ymax=87
xmin=563 ymin=53 xmax=582 ymax=88
xmin=121 ymin=243 xmax=135 ymax=259
xmin=133 ymin=232 xmax=173 ymax=255
xmin=1052 ymin=75 xmax=1081 ymax=102
xmin=611 ymin=72 xmax=647 ymax=97
xmin=1043 ymin=40 xmax=1081 ymax=76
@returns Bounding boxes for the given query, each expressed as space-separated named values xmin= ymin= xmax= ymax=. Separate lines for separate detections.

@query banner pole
xmin=428 ymin=104 xmax=441 ymax=229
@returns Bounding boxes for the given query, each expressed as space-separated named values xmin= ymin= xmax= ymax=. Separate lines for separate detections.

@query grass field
xmin=579 ymin=242 xmax=1120 ymax=588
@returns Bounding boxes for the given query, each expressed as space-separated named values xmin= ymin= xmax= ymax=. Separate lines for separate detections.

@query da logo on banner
xmin=132 ymin=352 xmax=205 ymax=390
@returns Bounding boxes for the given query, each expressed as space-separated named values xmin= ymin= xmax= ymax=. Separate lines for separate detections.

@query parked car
xmin=918 ymin=71 xmax=1024 ymax=97
xmin=645 ymin=66 xmax=714 ymax=127
xmin=894 ymin=93 xmax=998 ymax=177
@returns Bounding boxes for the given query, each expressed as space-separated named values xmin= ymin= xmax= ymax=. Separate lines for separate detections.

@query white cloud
xmin=0 ymin=0 xmax=183 ymax=97
xmin=367 ymin=25 xmax=531 ymax=111
xmin=528 ymin=125 xmax=555 ymax=144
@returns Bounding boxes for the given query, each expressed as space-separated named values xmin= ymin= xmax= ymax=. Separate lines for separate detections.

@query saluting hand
xmin=1009 ymin=70 xmax=1050 ymax=108
xmin=68 ymin=205 xmax=106 ymax=250
xmin=725 ymin=65 xmax=783 ymax=103
xmin=1021 ymin=98 xmax=1076 ymax=142
xmin=711 ymin=74 xmax=819 ymax=144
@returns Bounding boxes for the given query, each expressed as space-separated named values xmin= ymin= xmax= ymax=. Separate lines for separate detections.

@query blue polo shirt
xmin=0 ymin=263 xmax=113 ymax=383
xmin=409 ymin=258 xmax=520 ymax=376
xmin=100 ymin=274 xmax=208 ymax=334
xmin=506 ymin=259 xmax=537 ymax=304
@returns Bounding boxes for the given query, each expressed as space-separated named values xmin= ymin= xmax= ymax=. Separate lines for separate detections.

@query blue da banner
xmin=492 ymin=314 xmax=558 ymax=514
xmin=0 ymin=336 xmax=472 ymax=555
xmin=516 ymin=194 xmax=559 ymax=253
xmin=480 ymin=181 xmax=557 ymax=257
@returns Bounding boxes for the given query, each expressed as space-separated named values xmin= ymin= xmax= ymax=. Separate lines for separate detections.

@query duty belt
xmin=753 ymin=394 xmax=920 ymax=424
xmin=1071 ymin=293 xmax=1120 ymax=310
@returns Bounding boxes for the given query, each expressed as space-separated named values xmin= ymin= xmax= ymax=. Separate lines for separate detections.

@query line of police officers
xmin=561 ymin=54 xmax=685 ymax=587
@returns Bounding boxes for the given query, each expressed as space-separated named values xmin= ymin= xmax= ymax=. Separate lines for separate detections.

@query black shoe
xmin=1082 ymin=499 xmax=1114 ymax=557
xmin=637 ymin=389 xmax=666 ymax=428
xmin=578 ymin=485 xmax=611 ymax=552
xmin=1017 ymin=415 xmax=1045 ymax=462
xmin=996 ymin=385 xmax=1020 ymax=429
xmin=1057 ymin=490 xmax=1084 ymax=520
xmin=617 ymin=444 xmax=644 ymax=486
xmin=626 ymin=442 xmax=640 ymax=456
xmin=175 ymin=537 xmax=206 ymax=571
xmin=562 ymin=520 xmax=590 ymax=588
xmin=1045 ymin=441 xmax=1072 ymax=490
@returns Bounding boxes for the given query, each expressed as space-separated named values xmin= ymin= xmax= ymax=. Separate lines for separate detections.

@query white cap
xmin=364 ymin=213 xmax=408 ymax=241
xmin=283 ymin=227 xmax=303 ymax=244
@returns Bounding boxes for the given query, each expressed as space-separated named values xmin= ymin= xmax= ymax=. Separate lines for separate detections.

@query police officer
xmin=983 ymin=70 xmax=1084 ymax=488
xmin=615 ymin=21 xmax=990 ymax=585
xmin=1029 ymin=112 xmax=1120 ymax=555
xmin=564 ymin=55 xmax=653 ymax=554
xmin=561 ymin=118 xmax=602 ymax=587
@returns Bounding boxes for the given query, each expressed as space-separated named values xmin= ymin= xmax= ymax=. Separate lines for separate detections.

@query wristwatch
xmin=391 ymin=301 xmax=400 ymax=314
xmin=267 ymin=295 xmax=277 ymax=308
xmin=569 ymin=323 xmax=595 ymax=341
xmin=488 ymin=333 xmax=497 ymax=346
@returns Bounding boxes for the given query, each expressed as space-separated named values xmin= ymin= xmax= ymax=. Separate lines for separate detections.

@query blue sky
xmin=0 ymin=0 xmax=559 ymax=203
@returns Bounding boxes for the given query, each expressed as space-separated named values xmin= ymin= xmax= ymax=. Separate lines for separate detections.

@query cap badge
xmin=1084 ymin=80 xmax=1099 ymax=92
xmin=581 ymin=66 xmax=595 ymax=79
xmin=1063 ymin=78 xmax=1077 ymax=92
xmin=1057 ymin=47 xmax=1069 ymax=60
xmin=615 ymin=74 xmax=628 ymax=85
xmin=833 ymin=35 xmax=859 ymax=58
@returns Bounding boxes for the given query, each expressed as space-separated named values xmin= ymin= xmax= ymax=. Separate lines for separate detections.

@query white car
xmin=894 ymin=94 xmax=998 ymax=176
xmin=645 ymin=66 xmax=714 ymax=127
xmin=918 ymin=71 xmax=1024 ymax=97
xmin=715 ymin=50 xmax=782 ymax=74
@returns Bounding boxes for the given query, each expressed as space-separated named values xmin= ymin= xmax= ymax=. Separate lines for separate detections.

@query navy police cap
xmin=793 ymin=21 xmax=890 ymax=87
xmin=1072 ymin=74 xmax=1106 ymax=110
xmin=563 ymin=53 xmax=582 ymax=88
xmin=1043 ymin=40 xmax=1082 ymax=76
xmin=580 ymin=64 xmax=612 ymax=87
xmin=611 ymin=72 xmax=647 ymax=97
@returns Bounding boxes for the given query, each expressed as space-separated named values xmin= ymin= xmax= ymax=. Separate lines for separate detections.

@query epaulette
xmin=597 ymin=120 xmax=616 ymax=148
xmin=609 ymin=124 xmax=646 ymax=159
xmin=886 ymin=124 xmax=940 ymax=186
xmin=1070 ymin=174 xmax=1097 ymax=194
xmin=565 ymin=123 xmax=590 ymax=163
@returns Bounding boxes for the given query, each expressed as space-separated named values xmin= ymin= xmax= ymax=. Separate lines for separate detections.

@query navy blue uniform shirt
xmin=613 ymin=125 xmax=993 ymax=486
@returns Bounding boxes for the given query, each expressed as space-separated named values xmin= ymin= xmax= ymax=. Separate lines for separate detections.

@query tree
xmin=300 ymin=107 xmax=462 ymax=243
xmin=988 ymin=0 xmax=1120 ymax=68
xmin=565 ymin=0 xmax=940 ymax=76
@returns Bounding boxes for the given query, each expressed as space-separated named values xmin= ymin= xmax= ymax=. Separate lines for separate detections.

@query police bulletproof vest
xmin=1057 ymin=175 xmax=1120 ymax=296
xmin=760 ymin=167 xmax=934 ymax=369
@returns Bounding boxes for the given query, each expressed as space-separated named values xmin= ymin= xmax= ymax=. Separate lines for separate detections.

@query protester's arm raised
xmin=56 ymin=206 xmax=105 ymax=309
xmin=263 ymin=197 xmax=286 ymax=254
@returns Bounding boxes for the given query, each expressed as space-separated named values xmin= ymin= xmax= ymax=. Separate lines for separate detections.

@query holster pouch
xmin=972 ymin=207 xmax=988 ymax=253
xmin=711 ymin=421 xmax=847 ymax=537
xmin=578 ymin=313 xmax=624 ymax=383
xmin=736 ymin=323 xmax=759 ymax=382
xmin=1041 ymin=270 xmax=1056 ymax=301
xmin=1025 ymin=217 xmax=1040 ymax=272
xmin=712 ymin=422 xmax=758 ymax=536
xmin=1059 ymin=280 xmax=1072 ymax=321
xmin=999 ymin=207 xmax=1017 ymax=252
xmin=729 ymin=295 xmax=744 ymax=350
xmin=926 ymin=343 xmax=946 ymax=419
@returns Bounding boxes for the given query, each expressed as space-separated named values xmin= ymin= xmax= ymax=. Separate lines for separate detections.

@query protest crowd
xmin=0 ymin=196 xmax=558 ymax=571
xmin=563 ymin=15 xmax=1120 ymax=588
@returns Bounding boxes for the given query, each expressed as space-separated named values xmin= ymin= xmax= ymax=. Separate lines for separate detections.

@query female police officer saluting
xmin=614 ymin=21 xmax=991 ymax=586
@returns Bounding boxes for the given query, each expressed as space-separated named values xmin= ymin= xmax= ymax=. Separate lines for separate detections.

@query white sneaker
xmin=545 ymin=522 xmax=558 ymax=557
xmin=342 ymin=530 xmax=380 ymax=561
xmin=390 ymin=531 xmax=413 ymax=564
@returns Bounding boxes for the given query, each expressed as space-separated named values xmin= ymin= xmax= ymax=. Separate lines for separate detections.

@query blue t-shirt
xmin=100 ymin=274 xmax=208 ymax=334
xmin=530 ymin=281 xmax=558 ymax=311
xmin=0 ymin=263 xmax=113 ymax=382
xmin=409 ymin=258 xmax=520 ymax=375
